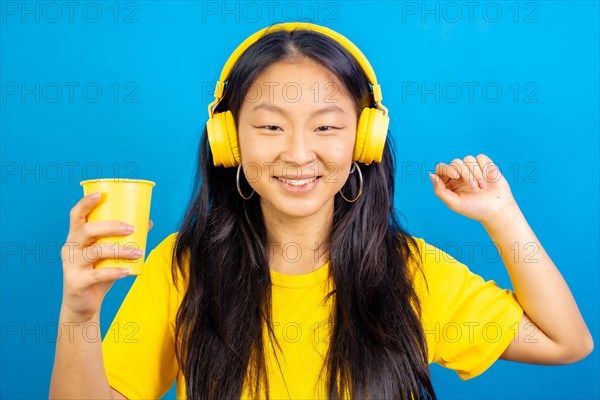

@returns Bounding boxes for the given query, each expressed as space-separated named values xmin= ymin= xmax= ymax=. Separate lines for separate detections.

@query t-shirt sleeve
xmin=101 ymin=232 xmax=180 ymax=399
xmin=411 ymin=237 xmax=524 ymax=380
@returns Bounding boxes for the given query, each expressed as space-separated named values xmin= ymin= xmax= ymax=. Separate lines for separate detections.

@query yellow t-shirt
xmin=102 ymin=232 xmax=523 ymax=399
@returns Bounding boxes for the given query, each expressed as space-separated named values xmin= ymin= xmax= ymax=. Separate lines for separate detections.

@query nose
xmin=278 ymin=128 xmax=317 ymax=169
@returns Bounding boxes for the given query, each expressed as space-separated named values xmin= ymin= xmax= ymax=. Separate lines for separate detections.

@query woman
xmin=50 ymin=23 xmax=593 ymax=400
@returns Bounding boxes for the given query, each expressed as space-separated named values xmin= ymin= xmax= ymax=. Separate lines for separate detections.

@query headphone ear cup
xmin=224 ymin=111 xmax=241 ymax=167
xmin=355 ymin=107 xmax=389 ymax=165
xmin=207 ymin=111 xmax=240 ymax=167
xmin=354 ymin=108 xmax=371 ymax=163
xmin=207 ymin=114 xmax=224 ymax=167
xmin=368 ymin=108 xmax=389 ymax=164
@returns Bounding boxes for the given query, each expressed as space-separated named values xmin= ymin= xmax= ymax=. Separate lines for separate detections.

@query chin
xmin=275 ymin=201 xmax=322 ymax=218
xmin=261 ymin=196 xmax=331 ymax=219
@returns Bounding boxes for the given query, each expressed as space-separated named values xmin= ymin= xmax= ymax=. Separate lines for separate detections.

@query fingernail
xmin=131 ymin=249 xmax=143 ymax=256
xmin=119 ymin=269 xmax=131 ymax=275
xmin=90 ymin=192 xmax=100 ymax=199
xmin=124 ymin=224 xmax=135 ymax=233
xmin=479 ymin=179 xmax=487 ymax=188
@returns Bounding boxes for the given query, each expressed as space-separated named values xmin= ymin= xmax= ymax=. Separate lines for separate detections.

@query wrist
xmin=482 ymin=202 xmax=522 ymax=232
xmin=59 ymin=305 xmax=100 ymax=324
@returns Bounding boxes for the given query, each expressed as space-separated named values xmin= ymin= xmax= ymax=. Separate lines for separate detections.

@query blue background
xmin=1 ymin=1 xmax=598 ymax=399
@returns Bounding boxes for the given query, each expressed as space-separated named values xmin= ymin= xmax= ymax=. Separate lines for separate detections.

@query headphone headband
xmin=208 ymin=22 xmax=386 ymax=119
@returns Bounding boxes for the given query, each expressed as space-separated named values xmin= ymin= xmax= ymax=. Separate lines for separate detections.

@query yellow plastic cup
xmin=80 ymin=178 xmax=156 ymax=275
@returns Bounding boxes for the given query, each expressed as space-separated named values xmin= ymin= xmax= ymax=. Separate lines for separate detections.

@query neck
xmin=260 ymin=199 xmax=333 ymax=276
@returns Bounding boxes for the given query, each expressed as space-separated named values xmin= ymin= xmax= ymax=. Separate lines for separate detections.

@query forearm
xmin=482 ymin=203 xmax=592 ymax=351
xmin=49 ymin=308 xmax=114 ymax=399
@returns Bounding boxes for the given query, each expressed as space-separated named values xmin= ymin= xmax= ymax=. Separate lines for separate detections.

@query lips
xmin=276 ymin=176 xmax=320 ymax=186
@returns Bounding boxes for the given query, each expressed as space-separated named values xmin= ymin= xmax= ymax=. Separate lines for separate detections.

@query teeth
xmin=278 ymin=177 xmax=318 ymax=186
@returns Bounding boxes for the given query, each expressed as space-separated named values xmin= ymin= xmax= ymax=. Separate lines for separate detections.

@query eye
xmin=315 ymin=126 xmax=342 ymax=132
xmin=253 ymin=125 xmax=282 ymax=132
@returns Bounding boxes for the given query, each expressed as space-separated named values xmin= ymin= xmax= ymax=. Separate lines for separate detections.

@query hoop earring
xmin=236 ymin=164 xmax=255 ymax=200
xmin=339 ymin=161 xmax=363 ymax=203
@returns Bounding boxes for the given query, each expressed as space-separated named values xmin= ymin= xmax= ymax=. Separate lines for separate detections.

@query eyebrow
xmin=250 ymin=103 xmax=346 ymax=116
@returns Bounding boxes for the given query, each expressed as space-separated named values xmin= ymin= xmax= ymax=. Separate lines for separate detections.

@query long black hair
xmin=171 ymin=27 xmax=436 ymax=400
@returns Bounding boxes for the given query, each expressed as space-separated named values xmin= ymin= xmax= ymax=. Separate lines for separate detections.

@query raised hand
xmin=59 ymin=192 xmax=153 ymax=321
xmin=429 ymin=154 xmax=518 ymax=226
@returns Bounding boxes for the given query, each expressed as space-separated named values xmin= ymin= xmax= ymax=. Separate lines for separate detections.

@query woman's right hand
xmin=59 ymin=192 xmax=153 ymax=322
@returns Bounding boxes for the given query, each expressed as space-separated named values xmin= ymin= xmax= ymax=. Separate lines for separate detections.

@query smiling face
xmin=237 ymin=56 xmax=358 ymax=220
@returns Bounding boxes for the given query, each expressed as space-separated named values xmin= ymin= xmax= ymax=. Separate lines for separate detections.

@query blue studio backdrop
xmin=1 ymin=1 xmax=598 ymax=399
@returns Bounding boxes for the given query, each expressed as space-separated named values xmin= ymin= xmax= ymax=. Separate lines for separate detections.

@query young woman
xmin=50 ymin=23 xmax=593 ymax=400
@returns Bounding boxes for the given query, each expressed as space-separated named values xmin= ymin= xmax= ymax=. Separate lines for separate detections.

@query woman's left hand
xmin=429 ymin=154 xmax=519 ymax=226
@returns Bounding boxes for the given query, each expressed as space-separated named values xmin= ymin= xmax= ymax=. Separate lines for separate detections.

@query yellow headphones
xmin=206 ymin=22 xmax=389 ymax=168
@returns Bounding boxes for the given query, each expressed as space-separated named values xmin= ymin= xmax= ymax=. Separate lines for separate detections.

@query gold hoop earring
xmin=236 ymin=164 xmax=255 ymax=200
xmin=339 ymin=161 xmax=363 ymax=203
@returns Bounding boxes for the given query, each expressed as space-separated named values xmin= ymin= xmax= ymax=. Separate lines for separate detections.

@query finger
xmin=79 ymin=242 xmax=144 ymax=266
xmin=429 ymin=172 xmax=461 ymax=210
xmin=148 ymin=219 xmax=153 ymax=232
xmin=450 ymin=158 xmax=477 ymax=190
xmin=72 ymin=220 xmax=136 ymax=249
xmin=80 ymin=267 xmax=132 ymax=287
xmin=69 ymin=192 xmax=102 ymax=232
xmin=476 ymin=154 xmax=501 ymax=184
xmin=435 ymin=162 xmax=459 ymax=181
xmin=62 ymin=242 xmax=143 ymax=270
xmin=463 ymin=155 xmax=485 ymax=189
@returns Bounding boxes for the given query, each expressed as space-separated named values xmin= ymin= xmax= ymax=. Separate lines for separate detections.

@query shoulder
xmin=404 ymin=235 xmax=476 ymax=300
xmin=150 ymin=232 xmax=179 ymax=259
xmin=405 ymin=235 xmax=471 ymax=274
xmin=143 ymin=232 xmax=187 ymax=292
xmin=147 ymin=232 xmax=185 ymax=275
